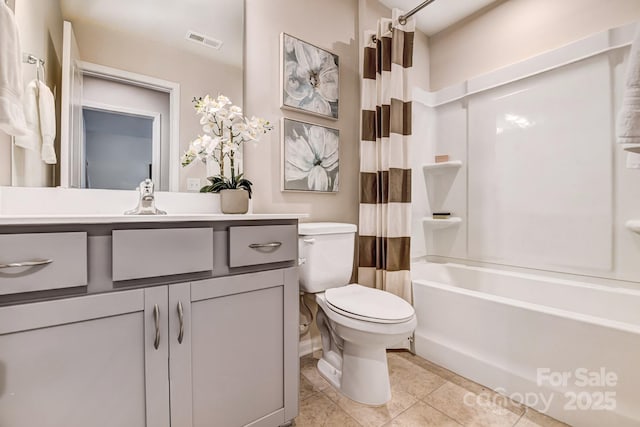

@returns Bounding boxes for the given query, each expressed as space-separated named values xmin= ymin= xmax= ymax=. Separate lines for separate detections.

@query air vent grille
xmin=186 ymin=31 xmax=223 ymax=50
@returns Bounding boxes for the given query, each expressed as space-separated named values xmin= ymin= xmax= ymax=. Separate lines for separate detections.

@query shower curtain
xmin=358 ymin=9 xmax=414 ymax=303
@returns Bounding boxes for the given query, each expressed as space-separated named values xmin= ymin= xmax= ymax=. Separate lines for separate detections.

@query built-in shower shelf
xmin=423 ymin=217 xmax=462 ymax=230
xmin=422 ymin=161 xmax=463 ymax=174
xmin=626 ymin=220 xmax=640 ymax=234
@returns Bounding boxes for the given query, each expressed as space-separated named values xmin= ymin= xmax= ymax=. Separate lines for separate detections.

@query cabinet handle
xmin=177 ymin=301 xmax=184 ymax=344
xmin=153 ymin=304 xmax=160 ymax=350
xmin=0 ymin=259 xmax=53 ymax=269
xmin=248 ymin=242 xmax=282 ymax=249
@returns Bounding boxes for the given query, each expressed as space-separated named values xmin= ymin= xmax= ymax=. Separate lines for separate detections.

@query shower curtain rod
xmin=370 ymin=0 xmax=436 ymax=43
xmin=398 ymin=0 xmax=438 ymax=24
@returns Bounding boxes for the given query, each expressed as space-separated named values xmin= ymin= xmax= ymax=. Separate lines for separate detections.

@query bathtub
xmin=411 ymin=261 xmax=640 ymax=427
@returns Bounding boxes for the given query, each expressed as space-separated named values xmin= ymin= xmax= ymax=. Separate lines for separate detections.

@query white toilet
xmin=298 ymin=222 xmax=417 ymax=406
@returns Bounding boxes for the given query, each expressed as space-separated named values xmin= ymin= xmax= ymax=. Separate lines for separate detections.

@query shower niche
xmin=422 ymin=160 xmax=463 ymax=230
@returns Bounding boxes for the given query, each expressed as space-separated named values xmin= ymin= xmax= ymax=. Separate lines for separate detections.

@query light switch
xmin=187 ymin=178 xmax=201 ymax=192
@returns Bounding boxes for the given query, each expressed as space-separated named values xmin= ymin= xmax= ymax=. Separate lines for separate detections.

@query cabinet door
xmin=168 ymin=282 xmax=193 ymax=427
xmin=190 ymin=270 xmax=289 ymax=427
xmin=0 ymin=289 xmax=169 ymax=427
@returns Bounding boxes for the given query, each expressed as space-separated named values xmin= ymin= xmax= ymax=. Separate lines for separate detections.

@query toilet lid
xmin=324 ymin=284 xmax=415 ymax=324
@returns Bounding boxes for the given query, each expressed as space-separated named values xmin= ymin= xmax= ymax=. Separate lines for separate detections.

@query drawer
xmin=0 ymin=232 xmax=87 ymax=295
xmin=112 ymin=228 xmax=213 ymax=281
xmin=229 ymin=225 xmax=297 ymax=268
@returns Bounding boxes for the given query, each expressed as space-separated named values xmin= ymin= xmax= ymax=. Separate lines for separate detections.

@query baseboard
xmin=298 ymin=335 xmax=322 ymax=357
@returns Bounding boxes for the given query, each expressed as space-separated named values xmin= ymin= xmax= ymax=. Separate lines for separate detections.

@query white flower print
xmin=283 ymin=35 xmax=339 ymax=119
xmin=284 ymin=121 xmax=339 ymax=192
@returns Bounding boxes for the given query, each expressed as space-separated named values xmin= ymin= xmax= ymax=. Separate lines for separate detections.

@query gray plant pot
xmin=220 ymin=189 xmax=249 ymax=214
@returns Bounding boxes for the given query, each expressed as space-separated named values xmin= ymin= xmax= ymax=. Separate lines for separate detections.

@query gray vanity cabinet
xmin=0 ymin=288 xmax=169 ymax=427
xmin=0 ymin=219 xmax=300 ymax=427
xmin=188 ymin=268 xmax=298 ymax=427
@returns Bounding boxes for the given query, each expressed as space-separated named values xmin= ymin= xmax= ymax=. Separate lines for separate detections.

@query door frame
xmin=78 ymin=61 xmax=181 ymax=191
xmin=81 ymin=101 xmax=161 ymax=189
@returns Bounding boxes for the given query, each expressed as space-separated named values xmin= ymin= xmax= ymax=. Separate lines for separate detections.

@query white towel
xmin=38 ymin=80 xmax=57 ymax=164
xmin=14 ymin=80 xmax=39 ymax=152
xmin=14 ymin=79 xmax=57 ymax=164
xmin=0 ymin=1 xmax=27 ymax=136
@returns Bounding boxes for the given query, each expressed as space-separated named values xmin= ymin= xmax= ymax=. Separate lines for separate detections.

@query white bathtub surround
xmin=412 ymin=261 xmax=640 ymax=427
xmin=359 ymin=9 xmax=415 ymax=303
xmin=411 ymin=21 xmax=640 ymax=283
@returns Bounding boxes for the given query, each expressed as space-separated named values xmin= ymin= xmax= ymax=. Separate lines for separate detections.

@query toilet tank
xmin=298 ymin=222 xmax=357 ymax=293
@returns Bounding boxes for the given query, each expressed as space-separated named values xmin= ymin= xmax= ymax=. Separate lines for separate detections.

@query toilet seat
xmin=324 ymin=284 xmax=415 ymax=324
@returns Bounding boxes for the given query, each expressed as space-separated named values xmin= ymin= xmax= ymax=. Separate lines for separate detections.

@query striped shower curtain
xmin=358 ymin=9 xmax=414 ymax=303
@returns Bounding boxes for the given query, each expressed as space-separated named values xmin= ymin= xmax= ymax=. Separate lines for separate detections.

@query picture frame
xmin=281 ymin=118 xmax=339 ymax=193
xmin=280 ymin=33 xmax=339 ymax=120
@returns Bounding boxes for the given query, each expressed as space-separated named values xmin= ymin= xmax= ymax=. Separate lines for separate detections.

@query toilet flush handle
xmin=303 ymin=238 xmax=315 ymax=244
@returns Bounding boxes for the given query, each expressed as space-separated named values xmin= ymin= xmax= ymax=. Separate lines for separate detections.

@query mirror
xmin=8 ymin=0 xmax=244 ymax=191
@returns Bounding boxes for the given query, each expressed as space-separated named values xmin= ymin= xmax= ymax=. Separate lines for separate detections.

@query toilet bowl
xmin=298 ymin=223 xmax=416 ymax=406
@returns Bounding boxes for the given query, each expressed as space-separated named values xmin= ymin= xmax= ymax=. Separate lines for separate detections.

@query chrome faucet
xmin=125 ymin=179 xmax=167 ymax=215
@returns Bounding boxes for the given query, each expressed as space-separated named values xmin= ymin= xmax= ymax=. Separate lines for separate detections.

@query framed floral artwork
xmin=281 ymin=118 xmax=339 ymax=193
xmin=280 ymin=33 xmax=339 ymax=120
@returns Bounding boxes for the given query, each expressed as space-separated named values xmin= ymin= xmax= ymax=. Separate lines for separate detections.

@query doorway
xmin=82 ymin=106 xmax=160 ymax=190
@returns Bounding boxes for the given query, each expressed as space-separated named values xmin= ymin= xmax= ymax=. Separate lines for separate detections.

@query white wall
xmin=429 ymin=0 xmax=640 ymax=90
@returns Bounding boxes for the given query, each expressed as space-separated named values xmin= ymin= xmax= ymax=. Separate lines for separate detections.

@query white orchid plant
xmin=181 ymin=95 xmax=273 ymax=197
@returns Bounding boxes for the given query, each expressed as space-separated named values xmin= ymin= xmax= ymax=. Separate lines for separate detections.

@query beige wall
xmin=71 ymin=22 xmax=243 ymax=192
xmin=429 ymin=0 xmax=640 ymax=90
xmin=243 ymin=0 xmax=429 ymax=224
xmin=244 ymin=0 xmax=360 ymax=224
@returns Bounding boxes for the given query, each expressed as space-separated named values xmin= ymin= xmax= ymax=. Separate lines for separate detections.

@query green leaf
xmin=198 ymin=173 xmax=253 ymax=198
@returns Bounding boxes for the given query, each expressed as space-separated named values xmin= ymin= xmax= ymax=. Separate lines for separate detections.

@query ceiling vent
xmin=186 ymin=31 xmax=223 ymax=50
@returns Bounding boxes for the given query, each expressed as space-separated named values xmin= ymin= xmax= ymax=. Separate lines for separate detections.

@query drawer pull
xmin=0 ymin=259 xmax=53 ymax=269
xmin=177 ymin=301 xmax=185 ymax=344
xmin=153 ymin=304 xmax=161 ymax=350
xmin=248 ymin=242 xmax=282 ymax=249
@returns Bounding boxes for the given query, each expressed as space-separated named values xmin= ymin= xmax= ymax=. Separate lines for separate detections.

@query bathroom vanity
xmin=0 ymin=214 xmax=301 ymax=427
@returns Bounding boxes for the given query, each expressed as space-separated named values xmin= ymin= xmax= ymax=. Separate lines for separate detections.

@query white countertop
xmin=0 ymin=213 xmax=308 ymax=226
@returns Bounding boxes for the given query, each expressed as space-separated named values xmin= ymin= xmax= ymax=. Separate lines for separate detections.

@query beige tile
xmin=300 ymin=354 xmax=332 ymax=392
xmin=395 ymin=351 xmax=457 ymax=381
xmin=296 ymin=393 xmax=361 ymax=427
xmin=445 ymin=375 xmax=525 ymax=417
xmin=396 ymin=352 xmax=525 ymax=417
xmin=323 ymin=384 xmax=418 ymax=427
xmin=514 ymin=408 xmax=571 ymax=427
xmin=300 ymin=375 xmax=319 ymax=401
xmin=424 ymin=381 xmax=521 ymax=427
xmin=387 ymin=352 xmax=447 ymax=399
xmin=385 ymin=401 xmax=462 ymax=427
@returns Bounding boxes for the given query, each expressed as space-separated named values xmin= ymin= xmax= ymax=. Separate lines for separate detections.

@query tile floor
xmin=295 ymin=351 xmax=570 ymax=427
